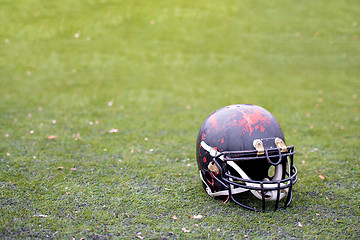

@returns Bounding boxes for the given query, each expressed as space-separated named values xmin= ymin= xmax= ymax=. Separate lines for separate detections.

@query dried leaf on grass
xmin=136 ymin=232 xmax=144 ymax=239
xmin=33 ymin=214 xmax=48 ymax=218
xmin=319 ymin=174 xmax=326 ymax=180
xmin=181 ymin=227 xmax=190 ymax=233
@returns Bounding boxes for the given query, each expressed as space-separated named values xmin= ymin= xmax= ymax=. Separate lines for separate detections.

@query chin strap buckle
xmin=275 ymin=138 xmax=287 ymax=152
xmin=253 ymin=139 xmax=265 ymax=155
xmin=208 ymin=161 xmax=220 ymax=174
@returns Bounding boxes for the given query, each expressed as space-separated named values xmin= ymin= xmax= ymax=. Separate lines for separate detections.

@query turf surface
xmin=1 ymin=0 xmax=359 ymax=239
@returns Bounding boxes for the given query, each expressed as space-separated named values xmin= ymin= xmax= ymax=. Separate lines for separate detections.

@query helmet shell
xmin=196 ymin=104 xmax=293 ymax=201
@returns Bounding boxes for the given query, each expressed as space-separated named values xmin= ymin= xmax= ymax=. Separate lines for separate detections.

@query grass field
xmin=1 ymin=0 xmax=359 ymax=239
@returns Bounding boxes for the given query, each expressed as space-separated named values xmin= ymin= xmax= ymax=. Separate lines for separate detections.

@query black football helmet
xmin=196 ymin=104 xmax=297 ymax=211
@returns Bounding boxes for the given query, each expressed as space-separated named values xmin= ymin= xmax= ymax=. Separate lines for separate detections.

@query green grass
xmin=1 ymin=0 xmax=359 ymax=239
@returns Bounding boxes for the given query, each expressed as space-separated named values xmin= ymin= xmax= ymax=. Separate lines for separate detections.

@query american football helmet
xmin=196 ymin=104 xmax=297 ymax=211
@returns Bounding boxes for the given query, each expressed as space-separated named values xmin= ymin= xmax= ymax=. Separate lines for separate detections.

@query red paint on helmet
xmin=237 ymin=107 xmax=272 ymax=136
xmin=260 ymin=125 xmax=265 ymax=132
xmin=207 ymin=178 xmax=215 ymax=186
xmin=208 ymin=115 xmax=219 ymax=130
xmin=203 ymin=157 xmax=207 ymax=163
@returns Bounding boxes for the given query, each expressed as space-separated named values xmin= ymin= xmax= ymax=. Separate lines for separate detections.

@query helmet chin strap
xmin=200 ymin=141 xmax=288 ymax=201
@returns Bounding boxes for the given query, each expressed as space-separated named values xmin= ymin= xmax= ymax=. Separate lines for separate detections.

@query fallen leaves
xmin=57 ymin=167 xmax=76 ymax=172
xmin=315 ymin=170 xmax=327 ymax=180
xmin=136 ymin=232 xmax=144 ymax=239
xmin=310 ymin=148 xmax=318 ymax=153
xmin=73 ymin=133 xmax=81 ymax=140
xmin=171 ymin=214 xmax=205 ymax=226
xmin=33 ymin=214 xmax=48 ymax=218
xmin=181 ymin=227 xmax=190 ymax=233
xmin=319 ymin=174 xmax=326 ymax=180
xmin=47 ymin=135 xmax=57 ymax=140
xmin=89 ymin=120 xmax=99 ymax=125
xmin=109 ymin=128 xmax=119 ymax=133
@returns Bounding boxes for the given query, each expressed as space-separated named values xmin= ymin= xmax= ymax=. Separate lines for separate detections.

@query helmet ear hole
xmin=268 ymin=165 xmax=276 ymax=178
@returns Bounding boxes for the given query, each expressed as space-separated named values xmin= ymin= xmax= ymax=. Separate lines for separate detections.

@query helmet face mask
xmin=196 ymin=104 xmax=298 ymax=212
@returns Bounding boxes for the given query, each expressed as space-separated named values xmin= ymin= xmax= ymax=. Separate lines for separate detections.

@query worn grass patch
xmin=1 ymin=0 xmax=359 ymax=239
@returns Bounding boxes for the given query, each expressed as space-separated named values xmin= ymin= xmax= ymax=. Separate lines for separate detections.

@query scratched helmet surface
xmin=196 ymin=104 xmax=297 ymax=211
